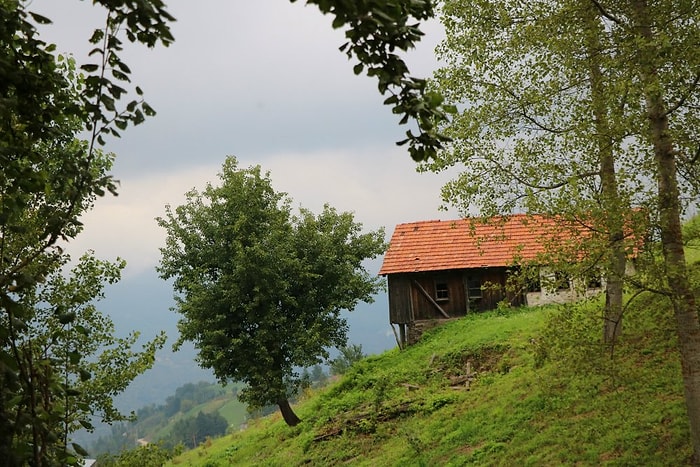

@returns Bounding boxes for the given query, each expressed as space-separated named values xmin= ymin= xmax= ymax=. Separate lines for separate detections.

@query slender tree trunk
xmin=599 ymin=145 xmax=627 ymax=346
xmin=584 ymin=6 xmax=627 ymax=345
xmin=0 ymin=370 xmax=18 ymax=467
xmin=632 ymin=0 xmax=700 ymax=461
xmin=277 ymin=398 xmax=301 ymax=427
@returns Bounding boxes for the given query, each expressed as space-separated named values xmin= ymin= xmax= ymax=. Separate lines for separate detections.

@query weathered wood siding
xmin=387 ymin=274 xmax=412 ymax=324
xmin=387 ymin=268 xmax=525 ymax=325
xmin=476 ymin=268 xmax=506 ymax=311
xmin=409 ymin=271 xmax=468 ymax=320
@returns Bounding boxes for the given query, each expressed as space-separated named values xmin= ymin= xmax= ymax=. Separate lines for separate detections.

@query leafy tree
xmin=625 ymin=2 xmax=700 ymax=460
xmin=429 ymin=0 xmax=700 ymax=459
xmin=0 ymin=134 xmax=165 ymax=464
xmin=330 ymin=343 xmax=366 ymax=375
xmin=424 ymin=0 xmax=649 ymax=343
xmin=310 ymin=364 xmax=327 ymax=384
xmin=157 ymin=157 xmax=386 ymax=426
xmin=0 ymin=1 xmax=174 ymax=464
xmin=8 ymin=251 xmax=165 ymax=463
xmin=301 ymin=364 xmax=329 ymax=389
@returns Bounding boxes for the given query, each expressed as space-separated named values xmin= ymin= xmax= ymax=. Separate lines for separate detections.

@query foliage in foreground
xmin=168 ymin=287 xmax=692 ymax=466
xmin=1 ymin=2 xmax=174 ymax=464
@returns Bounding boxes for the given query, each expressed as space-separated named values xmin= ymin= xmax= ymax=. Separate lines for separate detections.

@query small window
xmin=554 ymin=271 xmax=571 ymax=291
xmin=435 ymin=281 xmax=449 ymax=301
xmin=467 ymin=277 xmax=482 ymax=298
xmin=584 ymin=267 xmax=602 ymax=289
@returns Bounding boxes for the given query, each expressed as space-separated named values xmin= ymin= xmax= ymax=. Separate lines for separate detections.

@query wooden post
xmin=465 ymin=361 xmax=475 ymax=390
xmin=391 ymin=322 xmax=404 ymax=350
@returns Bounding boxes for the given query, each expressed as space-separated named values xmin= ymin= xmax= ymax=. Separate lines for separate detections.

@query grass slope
xmin=168 ymin=290 xmax=693 ymax=466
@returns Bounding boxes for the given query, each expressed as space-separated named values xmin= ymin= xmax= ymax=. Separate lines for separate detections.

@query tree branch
xmin=588 ymin=0 xmax=623 ymax=25
xmin=504 ymin=165 xmax=600 ymax=191
xmin=663 ymin=71 xmax=700 ymax=117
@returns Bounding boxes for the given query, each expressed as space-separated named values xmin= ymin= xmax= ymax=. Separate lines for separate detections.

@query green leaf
xmin=57 ymin=312 xmax=76 ymax=324
xmin=142 ymin=102 xmax=156 ymax=116
xmin=71 ymin=443 xmax=89 ymax=457
xmin=28 ymin=12 xmax=52 ymax=24
xmin=68 ymin=350 xmax=81 ymax=365
xmin=79 ymin=368 xmax=92 ymax=382
xmin=89 ymin=28 xmax=104 ymax=43
xmin=80 ymin=63 xmax=99 ymax=72
xmin=79 ymin=420 xmax=94 ymax=430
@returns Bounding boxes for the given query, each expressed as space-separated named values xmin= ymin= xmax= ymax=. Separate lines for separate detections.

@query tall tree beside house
xmin=626 ymin=2 xmax=700 ymax=462
xmin=157 ymin=157 xmax=386 ymax=427
xmin=427 ymin=0 xmax=700 ymax=461
xmin=423 ymin=0 xmax=648 ymax=343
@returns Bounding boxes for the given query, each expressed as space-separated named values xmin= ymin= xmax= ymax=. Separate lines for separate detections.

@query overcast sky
xmin=28 ymin=1 xmax=460 ymax=399
xmin=34 ymin=0 xmax=458 ymax=277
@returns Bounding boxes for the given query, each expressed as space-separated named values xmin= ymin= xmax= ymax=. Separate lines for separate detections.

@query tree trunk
xmin=583 ymin=6 xmax=627 ymax=345
xmin=632 ymin=0 xmax=700 ymax=461
xmin=277 ymin=398 xmax=301 ymax=427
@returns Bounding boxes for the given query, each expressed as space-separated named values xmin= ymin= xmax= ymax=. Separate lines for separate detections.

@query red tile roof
xmin=379 ymin=214 xmax=568 ymax=275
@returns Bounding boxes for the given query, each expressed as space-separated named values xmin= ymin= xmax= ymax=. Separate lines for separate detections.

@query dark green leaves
xmin=80 ymin=63 xmax=99 ymax=72
xmin=57 ymin=312 xmax=77 ymax=325
xmin=71 ymin=443 xmax=89 ymax=457
xmin=158 ymin=157 xmax=386 ymax=419
xmin=0 ymin=2 xmax=173 ymax=463
xmin=28 ymin=12 xmax=52 ymax=24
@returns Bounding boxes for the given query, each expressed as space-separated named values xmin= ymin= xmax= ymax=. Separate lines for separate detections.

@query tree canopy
xmin=157 ymin=157 xmax=386 ymax=426
xmin=428 ymin=0 xmax=700 ymax=460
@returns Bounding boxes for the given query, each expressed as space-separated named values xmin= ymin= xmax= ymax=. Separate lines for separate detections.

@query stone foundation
xmin=408 ymin=318 xmax=461 ymax=345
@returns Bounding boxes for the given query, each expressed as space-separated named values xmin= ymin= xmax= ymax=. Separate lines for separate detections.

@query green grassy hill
xmin=166 ymin=280 xmax=694 ymax=466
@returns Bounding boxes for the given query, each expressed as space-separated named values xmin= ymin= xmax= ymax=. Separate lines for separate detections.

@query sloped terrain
xmin=168 ymin=282 xmax=694 ymax=466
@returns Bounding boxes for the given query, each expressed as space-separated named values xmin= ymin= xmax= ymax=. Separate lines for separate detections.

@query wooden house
xmin=379 ymin=214 xmax=604 ymax=346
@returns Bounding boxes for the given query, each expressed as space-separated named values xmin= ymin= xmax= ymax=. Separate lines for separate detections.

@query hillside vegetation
xmin=165 ymin=265 xmax=697 ymax=466
xmin=91 ymin=382 xmax=249 ymax=456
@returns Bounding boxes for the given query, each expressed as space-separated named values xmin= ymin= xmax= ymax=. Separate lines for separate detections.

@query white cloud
xmin=67 ymin=164 xmax=218 ymax=277
xmin=68 ymin=145 xmax=457 ymax=278
xmin=39 ymin=0 xmax=456 ymax=308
